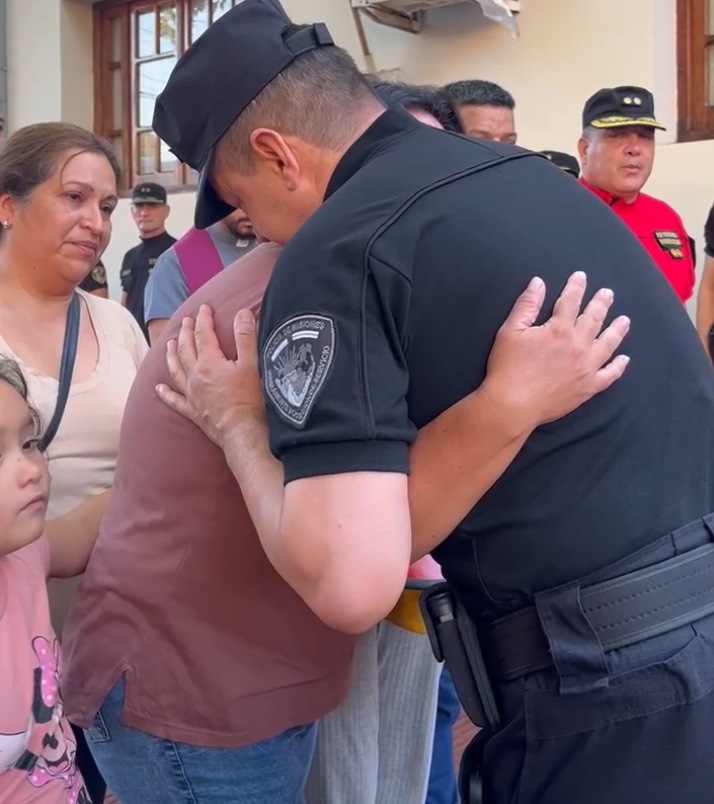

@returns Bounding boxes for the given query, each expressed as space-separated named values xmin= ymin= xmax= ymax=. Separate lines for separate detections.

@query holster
xmin=419 ymin=583 xmax=500 ymax=732
xmin=420 ymin=583 xmax=497 ymax=803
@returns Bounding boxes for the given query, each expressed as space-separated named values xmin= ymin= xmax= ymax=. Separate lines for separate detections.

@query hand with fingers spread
xmin=156 ymin=305 xmax=263 ymax=447
xmin=481 ymin=271 xmax=631 ymax=431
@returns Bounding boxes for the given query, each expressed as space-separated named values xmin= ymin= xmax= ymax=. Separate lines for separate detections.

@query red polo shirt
xmin=580 ymin=179 xmax=694 ymax=302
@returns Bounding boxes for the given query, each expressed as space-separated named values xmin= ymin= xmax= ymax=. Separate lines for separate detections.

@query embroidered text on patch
xmin=653 ymin=230 xmax=684 ymax=259
xmin=263 ymin=314 xmax=336 ymax=428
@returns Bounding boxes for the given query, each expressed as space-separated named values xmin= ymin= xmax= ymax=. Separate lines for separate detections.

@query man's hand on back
xmin=481 ymin=271 xmax=630 ymax=435
xmin=157 ymin=305 xmax=263 ymax=447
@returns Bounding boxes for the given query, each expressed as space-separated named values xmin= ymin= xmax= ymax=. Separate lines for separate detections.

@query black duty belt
xmin=486 ymin=542 xmax=714 ymax=682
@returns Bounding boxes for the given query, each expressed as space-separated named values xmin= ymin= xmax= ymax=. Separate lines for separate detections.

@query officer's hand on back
xmin=481 ymin=271 xmax=630 ymax=431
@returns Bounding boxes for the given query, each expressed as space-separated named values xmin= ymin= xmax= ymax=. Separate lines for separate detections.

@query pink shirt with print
xmin=0 ymin=537 xmax=88 ymax=803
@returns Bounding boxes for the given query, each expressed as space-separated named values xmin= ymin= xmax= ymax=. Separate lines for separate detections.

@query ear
xmin=576 ymin=135 xmax=588 ymax=165
xmin=0 ymin=192 xmax=15 ymax=227
xmin=250 ymin=129 xmax=300 ymax=191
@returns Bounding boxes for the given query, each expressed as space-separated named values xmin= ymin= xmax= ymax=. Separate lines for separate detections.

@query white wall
xmin=5 ymin=0 xmax=714 ymax=308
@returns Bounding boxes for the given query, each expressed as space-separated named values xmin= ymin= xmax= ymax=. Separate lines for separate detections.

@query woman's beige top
xmin=0 ymin=290 xmax=149 ymax=631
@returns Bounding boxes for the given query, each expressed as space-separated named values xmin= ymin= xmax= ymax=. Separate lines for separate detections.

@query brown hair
xmin=214 ymin=42 xmax=379 ymax=175
xmin=0 ymin=356 xmax=41 ymax=433
xmin=0 ymin=122 xmax=120 ymax=202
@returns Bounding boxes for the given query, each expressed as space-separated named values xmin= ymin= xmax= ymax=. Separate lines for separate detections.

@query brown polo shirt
xmin=61 ymin=243 xmax=354 ymax=747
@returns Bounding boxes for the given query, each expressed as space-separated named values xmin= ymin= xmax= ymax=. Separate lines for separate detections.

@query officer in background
xmin=120 ymin=182 xmax=176 ymax=336
xmin=541 ymin=150 xmax=579 ymax=177
xmin=440 ymin=79 xmax=517 ymax=143
xmin=695 ymin=203 xmax=714 ymax=359
xmin=153 ymin=3 xmax=714 ymax=803
xmin=79 ymin=260 xmax=109 ymax=298
xmin=578 ymin=86 xmax=695 ymax=303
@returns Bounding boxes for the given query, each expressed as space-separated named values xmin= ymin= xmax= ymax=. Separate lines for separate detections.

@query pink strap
xmin=174 ymin=227 xmax=224 ymax=295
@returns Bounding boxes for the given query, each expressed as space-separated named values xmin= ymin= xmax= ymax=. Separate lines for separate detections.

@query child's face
xmin=0 ymin=382 xmax=49 ymax=555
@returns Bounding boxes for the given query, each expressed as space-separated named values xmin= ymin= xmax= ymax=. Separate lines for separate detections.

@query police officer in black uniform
xmin=541 ymin=149 xmax=580 ymax=177
xmin=120 ymin=182 xmax=176 ymax=335
xmin=153 ymin=2 xmax=714 ymax=802
xmin=697 ymin=203 xmax=714 ymax=358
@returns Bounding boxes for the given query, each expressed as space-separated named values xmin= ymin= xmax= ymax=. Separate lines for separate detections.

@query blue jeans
xmin=426 ymin=668 xmax=460 ymax=804
xmin=84 ymin=679 xmax=317 ymax=803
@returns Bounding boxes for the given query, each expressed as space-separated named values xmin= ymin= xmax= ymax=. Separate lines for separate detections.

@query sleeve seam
xmin=357 ymin=249 xmax=411 ymax=442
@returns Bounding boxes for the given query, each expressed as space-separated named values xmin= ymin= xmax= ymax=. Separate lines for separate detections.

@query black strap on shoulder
xmin=39 ymin=293 xmax=80 ymax=452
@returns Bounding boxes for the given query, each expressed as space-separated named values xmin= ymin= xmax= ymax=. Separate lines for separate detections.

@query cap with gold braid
xmin=582 ymin=86 xmax=666 ymax=131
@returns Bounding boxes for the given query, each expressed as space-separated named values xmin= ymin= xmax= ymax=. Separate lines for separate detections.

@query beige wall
xmin=5 ymin=0 xmax=714 ymax=310
xmin=7 ymin=0 xmax=63 ymax=124
xmin=359 ymin=0 xmax=711 ymax=314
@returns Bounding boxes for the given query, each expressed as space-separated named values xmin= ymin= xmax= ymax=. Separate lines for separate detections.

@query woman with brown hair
xmin=0 ymin=122 xmax=148 ymax=801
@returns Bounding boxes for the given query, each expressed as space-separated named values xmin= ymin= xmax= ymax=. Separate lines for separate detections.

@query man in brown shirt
xmin=64 ymin=244 xmax=356 ymax=802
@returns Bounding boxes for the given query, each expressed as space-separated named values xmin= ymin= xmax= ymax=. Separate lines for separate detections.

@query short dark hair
xmin=441 ymin=79 xmax=515 ymax=110
xmin=0 ymin=122 xmax=120 ymax=204
xmin=215 ymin=42 xmax=379 ymax=174
xmin=0 ymin=357 xmax=40 ymax=433
xmin=368 ymin=78 xmax=463 ymax=133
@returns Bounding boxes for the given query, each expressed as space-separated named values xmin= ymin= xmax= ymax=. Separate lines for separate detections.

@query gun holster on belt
xmin=419 ymin=582 xmax=500 ymax=732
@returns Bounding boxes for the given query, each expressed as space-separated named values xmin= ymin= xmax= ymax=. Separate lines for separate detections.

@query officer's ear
xmin=577 ymin=135 xmax=589 ymax=166
xmin=249 ymin=129 xmax=300 ymax=191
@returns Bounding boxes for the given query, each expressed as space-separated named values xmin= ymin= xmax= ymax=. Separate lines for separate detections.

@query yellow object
xmin=385 ymin=588 xmax=427 ymax=634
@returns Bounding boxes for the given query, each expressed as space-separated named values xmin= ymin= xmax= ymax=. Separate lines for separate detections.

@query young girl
xmin=0 ymin=357 xmax=103 ymax=803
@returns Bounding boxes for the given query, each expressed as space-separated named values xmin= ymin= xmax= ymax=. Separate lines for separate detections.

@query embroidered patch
xmin=653 ymin=230 xmax=684 ymax=259
xmin=263 ymin=314 xmax=336 ymax=428
xmin=91 ymin=264 xmax=107 ymax=284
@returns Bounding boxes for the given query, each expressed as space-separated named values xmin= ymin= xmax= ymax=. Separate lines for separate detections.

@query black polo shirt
xmin=258 ymin=108 xmax=714 ymax=621
xmin=704 ymin=203 xmax=714 ymax=258
xmin=120 ymin=231 xmax=176 ymax=334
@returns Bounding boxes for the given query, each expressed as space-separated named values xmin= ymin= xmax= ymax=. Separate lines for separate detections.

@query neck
xmin=582 ymin=177 xmax=639 ymax=205
xmin=141 ymin=228 xmax=165 ymax=240
xmin=0 ymin=248 xmax=75 ymax=307
xmin=316 ymin=103 xmax=386 ymax=189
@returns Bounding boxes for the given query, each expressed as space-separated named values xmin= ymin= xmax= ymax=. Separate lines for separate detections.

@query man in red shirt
xmin=577 ymin=86 xmax=695 ymax=303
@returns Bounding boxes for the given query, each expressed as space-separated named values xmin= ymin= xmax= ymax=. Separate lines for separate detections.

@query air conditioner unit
xmin=351 ymin=0 xmax=520 ymax=14
xmin=352 ymin=0 xmax=466 ymax=11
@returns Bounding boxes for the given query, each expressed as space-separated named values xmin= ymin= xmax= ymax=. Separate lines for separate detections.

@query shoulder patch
xmin=91 ymin=264 xmax=107 ymax=284
xmin=262 ymin=314 xmax=336 ymax=429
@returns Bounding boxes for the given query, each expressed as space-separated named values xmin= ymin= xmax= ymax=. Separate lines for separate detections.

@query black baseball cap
xmin=131 ymin=182 xmax=167 ymax=205
xmin=541 ymin=150 xmax=580 ymax=178
xmin=153 ymin=0 xmax=334 ymax=229
xmin=582 ymin=86 xmax=666 ymax=131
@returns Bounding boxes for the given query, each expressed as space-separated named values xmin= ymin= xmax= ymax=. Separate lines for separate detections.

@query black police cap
xmin=152 ymin=0 xmax=334 ymax=229
xmin=582 ymin=86 xmax=666 ymax=131
xmin=541 ymin=150 xmax=580 ymax=178
xmin=131 ymin=182 xmax=167 ymax=204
